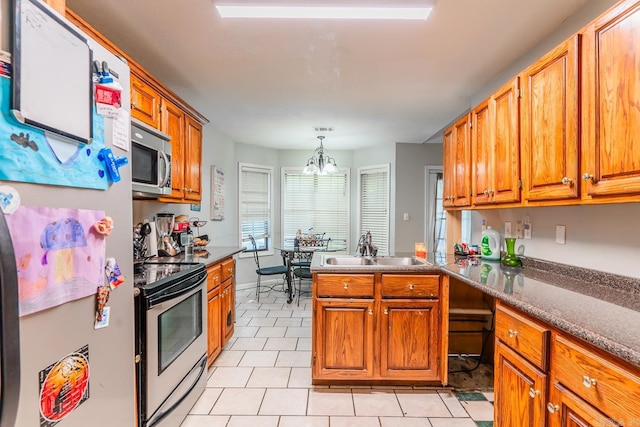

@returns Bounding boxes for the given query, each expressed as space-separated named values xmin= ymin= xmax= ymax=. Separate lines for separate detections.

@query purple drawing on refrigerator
xmin=5 ymin=206 xmax=107 ymax=316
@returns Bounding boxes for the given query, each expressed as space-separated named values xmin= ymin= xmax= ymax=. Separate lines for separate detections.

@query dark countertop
xmin=153 ymin=246 xmax=245 ymax=267
xmin=439 ymin=254 xmax=640 ymax=368
xmin=311 ymin=251 xmax=640 ymax=368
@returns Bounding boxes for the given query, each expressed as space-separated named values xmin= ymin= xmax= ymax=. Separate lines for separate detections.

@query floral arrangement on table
xmin=294 ymin=229 xmax=327 ymax=247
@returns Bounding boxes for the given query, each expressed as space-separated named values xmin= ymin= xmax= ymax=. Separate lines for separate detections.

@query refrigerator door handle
xmin=0 ymin=209 xmax=21 ymax=427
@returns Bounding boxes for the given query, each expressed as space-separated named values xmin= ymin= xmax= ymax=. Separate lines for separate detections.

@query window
xmin=358 ymin=165 xmax=390 ymax=256
xmin=238 ymin=163 xmax=273 ymax=252
xmin=281 ymin=168 xmax=350 ymax=249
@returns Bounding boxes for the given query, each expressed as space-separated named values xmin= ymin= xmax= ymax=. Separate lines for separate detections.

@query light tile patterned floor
xmin=182 ymin=287 xmax=494 ymax=427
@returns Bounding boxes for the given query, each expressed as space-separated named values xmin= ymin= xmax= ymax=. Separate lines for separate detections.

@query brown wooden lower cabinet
xmin=494 ymin=300 xmax=640 ymax=426
xmin=312 ymin=273 xmax=447 ymax=385
xmin=206 ymin=257 xmax=235 ymax=367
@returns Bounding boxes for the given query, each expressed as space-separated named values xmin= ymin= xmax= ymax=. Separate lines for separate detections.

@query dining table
xmin=275 ymin=243 xmax=347 ymax=303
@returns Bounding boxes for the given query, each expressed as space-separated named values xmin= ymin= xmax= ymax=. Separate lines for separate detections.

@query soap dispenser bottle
xmin=481 ymin=226 xmax=501 ymax=261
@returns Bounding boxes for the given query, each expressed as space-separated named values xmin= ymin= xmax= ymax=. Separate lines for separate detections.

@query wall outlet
xmin=504 ymin=221 xmax=512 ymax=237
xmin=515 ymin=220 xmax=524 ymax=239
xmin=403 ymin=213 xmax=410 ymax=221
xmin=556 ymin=225 xmax=566 ymax=244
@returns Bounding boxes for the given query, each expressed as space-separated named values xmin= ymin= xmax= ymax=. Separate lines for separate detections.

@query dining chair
xmin=249 ymin=235 xmax=289 ymax=302
xmin=293 ymin=266 xmax=313 ymax=306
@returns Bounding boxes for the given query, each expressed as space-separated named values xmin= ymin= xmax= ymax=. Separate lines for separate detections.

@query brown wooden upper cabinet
xmin=520 ymin=35 xmax=580 ymax=202
xmin=471 ymin=77 xmax=521 ymax=206
xmin=581 ymin=0 xmax=640 ymax=199
xmin=131 ymin=74 xmax=161 ymax=129
xmin=443 ymin=114 xmax=471 ymax=208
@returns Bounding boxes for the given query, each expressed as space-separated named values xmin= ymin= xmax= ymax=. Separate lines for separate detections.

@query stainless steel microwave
xmin=131 ymin=118 xmax=172 ymax=198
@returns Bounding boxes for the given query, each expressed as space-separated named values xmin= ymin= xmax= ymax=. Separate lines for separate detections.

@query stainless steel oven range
xmin=134 ymin=262 xmax=208 ymax=427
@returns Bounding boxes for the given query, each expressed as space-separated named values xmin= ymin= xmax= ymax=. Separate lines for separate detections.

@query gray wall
xmin=395 ymin=143 xmax=443 ymax=254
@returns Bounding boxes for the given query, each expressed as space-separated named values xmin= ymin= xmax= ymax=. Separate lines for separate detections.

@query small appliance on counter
xmin=156 ymin=212 xmax=180 ymax=256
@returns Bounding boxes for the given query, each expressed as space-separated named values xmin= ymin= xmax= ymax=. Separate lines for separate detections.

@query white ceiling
xmin=66 ymin=0 xmax=589 ymax=150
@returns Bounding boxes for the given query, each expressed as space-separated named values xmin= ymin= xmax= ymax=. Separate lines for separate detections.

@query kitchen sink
xmin=373 ymin=257 xmax=427 ymax=266
xmin=324 ymin=257 xmax=375 ymax=265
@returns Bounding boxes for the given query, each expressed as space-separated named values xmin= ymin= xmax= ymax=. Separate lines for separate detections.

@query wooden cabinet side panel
xmin=494 ymin=340 xmax=547 ymax=427
xmin=492 ymin=77 xmax=521 ymax=203
xmin=582 ymin=1 xmax=640 ymax=197
xmin=521 ymin=35 xmax=580 ymax=201
xmin=471 ymin=100 xmax=493 ymax=205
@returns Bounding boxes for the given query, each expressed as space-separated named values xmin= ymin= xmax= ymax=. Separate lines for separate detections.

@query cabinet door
xmin=547 ymin=382 xmax=618 ymax=427
xmin=494 ymin=340 xmax=547 ymax=427
xmin=521 ymin=35 xmax=580 ymax=202
xmin=472 ymin=99 xmax=493 ymax=205
xmin=207 ymin=288 xmax=221 ymax=366
xmin=313 ymin=299 xmax=375 ymax=381
xmin=184 ymin=117 xmax=203 ymax=201
xmin=582 ymin=0 xmax=640 ymax=197
xmin=221 ymin=280 xmax=235 ymax=346
xmin=379 ymin=300 xmax=440 ymax=381
xmin=452 ymin=114 xmax=472 ymax=207
xmin=161 ymin=98 xmax=186 ymax=199
xmin=443 ymin=125 xmax=456 ymax=208
xmin=492 ymin=77 xmax=521 ymax=204
xmin=131 ymin=74 xmax=161 ymax=129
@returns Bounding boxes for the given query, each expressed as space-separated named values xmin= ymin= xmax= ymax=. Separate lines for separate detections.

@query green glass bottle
xmin=501 ymin=237 xmax=522 ymax=267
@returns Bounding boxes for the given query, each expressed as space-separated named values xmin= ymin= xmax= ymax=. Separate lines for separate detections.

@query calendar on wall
xmin=211 ymin=165 xmax=225 ymax=221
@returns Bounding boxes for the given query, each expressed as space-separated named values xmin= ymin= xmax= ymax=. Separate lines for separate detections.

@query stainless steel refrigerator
xmin=0 ymin=3 xmax=136 ymax=425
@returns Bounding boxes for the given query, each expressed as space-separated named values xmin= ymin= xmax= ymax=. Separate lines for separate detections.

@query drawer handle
xmin=582 ymin=375 xmax=597 ymax=388
xmin=529 ymin=388 xmax=540 ymax=398
xmin=343 ymin=284 xmax=349 ymax=289
xmin=508 ymin=329 xmax=518 ymax=338
xmin=561 ymin=177 xmax=573 ymax=185
xmin=547 ymin=403 xmax=558 ymax=414
xmin=368 ymin=309 xmax=373 ymax=315
xmin=228 ymin=268 xmax=233 ymax=273
xmin=409 ymin=284 xmax=415 ymax=290
xmin=383 ymin=308 xmax=388 ymax=315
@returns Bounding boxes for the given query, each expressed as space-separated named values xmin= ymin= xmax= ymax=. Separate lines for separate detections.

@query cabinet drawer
xmin=551 ymin=332 xmax=640 ymax=422
xmin=221 ymin=258 xmax=235 ymax=282
xmin=316 ymin=274 xmax=374 ymax=298
xmin=207 ymin=264 xmax=222 ymax=292
xmin=495 ymin=302 xmax=550 ymax=370
xmin=381 ymin=274 xmax=439 ymax=298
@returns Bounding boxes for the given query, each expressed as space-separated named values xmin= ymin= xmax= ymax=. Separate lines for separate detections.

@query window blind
xmin=239 ymin=163 xmax=272 ymax=251
xmin=282 ymin=168 xmax=350 ymax=249
xmin=359 ymin=165 xmax=389 ymax=256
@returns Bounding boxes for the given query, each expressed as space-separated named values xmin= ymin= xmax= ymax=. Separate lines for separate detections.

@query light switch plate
xmin=403 ymin=213 xmax=410 ymax=221
xmin=504 ymin=222 xmax=512 ymax=237
xmin=515 ymin=221 xmax=524 ymax=239
xmin=524 ymin=223 xmax=532 ymax=239
xmin=556 ymin=225 xmax=566 ymax=244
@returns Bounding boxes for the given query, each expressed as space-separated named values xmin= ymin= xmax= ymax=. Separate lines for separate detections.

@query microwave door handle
xmin=158 ymin=150 xmax=170 ymax=188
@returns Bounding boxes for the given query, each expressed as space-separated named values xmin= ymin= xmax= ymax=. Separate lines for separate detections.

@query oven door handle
xmin=147 ymin=356 xmax=207 ymax=427
xmin=146 ymin=271 xmax=207 ymax=308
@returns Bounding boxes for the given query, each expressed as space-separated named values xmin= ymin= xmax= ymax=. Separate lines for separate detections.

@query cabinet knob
xmin=547 ymin=403 xmax=559 ymax=414
xmin=582 ymin=173 xmax=594 ymax=181
xmin=487 ymin=189 xmax=494 ymax=195
xmin=383 ymin=308 xmax=388 ymax=315
xmin=561 ymin=177 xmax=573 ymax=185
xmin=343 ymin=283 xmax=349 ymax=289
xmin=529 ymin=388 xmax=540 ymax=398
xmin=368 ymin=309 xmax=373 ymax=315
xmin=508 ymin=329 xmax=518 ymax=338
xmin=582 ymin=375 xmax=597 ymax=388
xmin=483 ymin=189 xmax=489 ymax=195
xmin=409 ymin=284 xmax=415 ymax=290
xmin=131 ymin=103 xmax=136 ymax=109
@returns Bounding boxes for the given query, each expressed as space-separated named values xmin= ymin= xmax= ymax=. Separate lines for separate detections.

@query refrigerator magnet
xmin=95 ymin=285 xmax=110 ymax=323
xmin=104 ymin=257 xmax=124 ymax=289
xmin=0 ymin=185 xmax=20 ymax=214
xmin=94 ymin=306 xmax=110 ymax=329
xmin=93 ymin=216 xmax=114 ymax=236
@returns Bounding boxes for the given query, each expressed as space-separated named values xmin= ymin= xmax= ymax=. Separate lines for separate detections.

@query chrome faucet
xmin=357 ymin=231 xmax=377 ymax=257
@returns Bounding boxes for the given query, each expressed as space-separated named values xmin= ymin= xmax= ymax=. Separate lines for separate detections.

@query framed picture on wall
xmin=210 ymin=165 xmax=225 ymax=221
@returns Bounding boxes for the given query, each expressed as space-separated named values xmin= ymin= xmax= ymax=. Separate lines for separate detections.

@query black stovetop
xmin=133 ymin=261 xmax=205 ymax=292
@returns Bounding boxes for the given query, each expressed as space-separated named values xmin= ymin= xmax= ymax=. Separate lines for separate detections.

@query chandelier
xmin=303 ymin=136 xmax=338 ymax=175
